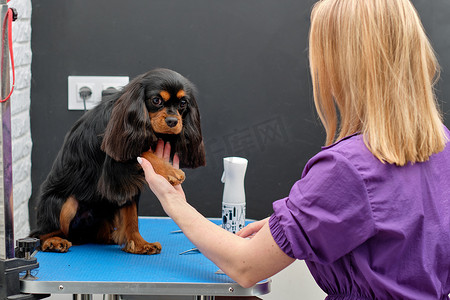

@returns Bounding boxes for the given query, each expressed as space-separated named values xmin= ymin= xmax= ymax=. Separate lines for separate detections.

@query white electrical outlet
xmin=68 ymin=76 xmax=129 ymax=110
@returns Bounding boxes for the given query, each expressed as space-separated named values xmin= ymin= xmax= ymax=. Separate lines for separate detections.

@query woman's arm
xmin=138 ymin=147 xmax=295 ymax=287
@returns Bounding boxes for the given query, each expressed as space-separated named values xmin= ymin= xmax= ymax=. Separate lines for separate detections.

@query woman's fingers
xmin=236 ymin=224 xmax=256 ymax=238
xmin=163 ymin=142 xmax=171 ymax=162
xmin=236 ymin=218 xmax=270 ymax=238
xmin=154 ymin=140 xmax=175 ymax=165
xmin=155 ymin=139 xmax=165 ymax=157
xmin=173 ymin=153 xmax=180 ymax=169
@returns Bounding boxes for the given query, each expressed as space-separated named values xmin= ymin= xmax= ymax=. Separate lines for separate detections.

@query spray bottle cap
xmin=221 ymin=157 xmax=248 ymax=183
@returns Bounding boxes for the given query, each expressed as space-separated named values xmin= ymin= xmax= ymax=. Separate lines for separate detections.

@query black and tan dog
xmin=31 ymin=68 xmax=205 ymax=254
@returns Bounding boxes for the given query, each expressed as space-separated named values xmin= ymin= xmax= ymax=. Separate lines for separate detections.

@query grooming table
xmin=20 ymin=217 xmax=270 ymax=299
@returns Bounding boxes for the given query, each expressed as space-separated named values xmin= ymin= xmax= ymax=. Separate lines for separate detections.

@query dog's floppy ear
xmin=177 ymin=95 xmax=206 ymax=168
xmin=101 ymin=79 xmax=154 ymax=161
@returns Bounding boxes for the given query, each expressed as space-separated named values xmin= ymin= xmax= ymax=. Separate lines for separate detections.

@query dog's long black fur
xmin=30 ymin=68 xmax=205 ymax=253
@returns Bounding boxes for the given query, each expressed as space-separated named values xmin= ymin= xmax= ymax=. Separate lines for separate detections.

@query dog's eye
xmin=179 ymin=99 xmax=187 ymax=109
xmin=151 ymin=97 xmax=163 ymax=106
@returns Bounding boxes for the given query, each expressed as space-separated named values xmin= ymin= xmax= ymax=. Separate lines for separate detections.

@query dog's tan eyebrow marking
xmin=159 ymin=90 xmax=170 ymax=101
xmin=177 ymin=90 xmax=186 ymax=99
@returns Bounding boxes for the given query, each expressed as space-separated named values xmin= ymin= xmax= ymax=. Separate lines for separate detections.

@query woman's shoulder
xmin=320 ymin=133 xmax=370 ymax=157
xmin=304 ymin=133 xmax=377 ymax=176
xmin=302 ymin=125 xmax=450 ymax=182
xmin=316 ymin=125 xmax=450 ymax=163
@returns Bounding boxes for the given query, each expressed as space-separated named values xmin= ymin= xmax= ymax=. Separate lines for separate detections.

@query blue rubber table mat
xmin=30 ymin=217 xmax=230 ymax=283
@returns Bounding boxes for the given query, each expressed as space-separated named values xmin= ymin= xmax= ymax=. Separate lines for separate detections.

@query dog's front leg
xmin=140 ymin=150 xmax=185 ymax=185
xmin=113 ymin=201 xmax=161 ymax=255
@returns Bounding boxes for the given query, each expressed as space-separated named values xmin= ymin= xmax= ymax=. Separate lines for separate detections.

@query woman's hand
xmin=236 ymin=217 xmax=270 ymax=238
xmin=138 ymin=140 xmax=185 ymax=205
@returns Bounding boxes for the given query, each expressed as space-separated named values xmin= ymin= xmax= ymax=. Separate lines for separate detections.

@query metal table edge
xmin=21 ymin=278 xmax=271 ymax=296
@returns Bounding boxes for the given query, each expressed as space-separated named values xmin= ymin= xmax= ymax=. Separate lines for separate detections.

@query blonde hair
xmin=309 ymin=0 xmax=447 ymax=166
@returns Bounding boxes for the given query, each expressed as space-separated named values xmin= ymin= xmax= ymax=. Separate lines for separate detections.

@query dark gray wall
xmin=29 ymin=0 xmax=450 ymax=228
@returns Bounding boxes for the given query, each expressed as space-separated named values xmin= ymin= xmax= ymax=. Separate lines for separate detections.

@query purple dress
xmin=269 ymin=126 xmax=450 ymax=300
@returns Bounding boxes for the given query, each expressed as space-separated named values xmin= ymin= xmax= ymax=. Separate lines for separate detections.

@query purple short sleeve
xmin=269 ymin=151 xmax=376 ymax=263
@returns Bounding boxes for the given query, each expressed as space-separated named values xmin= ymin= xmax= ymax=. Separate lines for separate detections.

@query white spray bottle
xmin=221 ymin=157 xmax=248 ymax=234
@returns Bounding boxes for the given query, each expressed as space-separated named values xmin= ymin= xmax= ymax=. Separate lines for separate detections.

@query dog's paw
xmin=41 ymin=237 xmax=72 ymax=253
xmin=167 ymin=168 xmax=185 ymax=185
xmin=122 ymin=241 xmax=162 ymax=255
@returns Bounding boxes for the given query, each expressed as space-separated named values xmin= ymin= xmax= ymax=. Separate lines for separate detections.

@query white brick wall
xmin=9 ymin=0 xmax=32 ymax=239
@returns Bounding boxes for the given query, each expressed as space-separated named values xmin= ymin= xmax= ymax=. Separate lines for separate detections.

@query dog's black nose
xmin=165 ymin=117 xmax=178 ymax=128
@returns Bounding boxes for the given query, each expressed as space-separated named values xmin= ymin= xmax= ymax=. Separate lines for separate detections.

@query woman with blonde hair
xmin=138 ymin=0 xmax=450 ymax=298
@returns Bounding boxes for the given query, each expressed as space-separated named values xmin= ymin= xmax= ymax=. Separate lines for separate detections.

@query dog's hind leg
xmin=40 ymin=196 xmax=78 ymax=252
xmin=112 ymin=201 xmax=161 ymax=255
xmin=59 ymin=196 xmax=78 ymax=236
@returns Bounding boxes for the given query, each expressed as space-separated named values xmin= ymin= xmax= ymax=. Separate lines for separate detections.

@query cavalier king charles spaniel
xmin=31 ymin=68 xmax=205 ymax=254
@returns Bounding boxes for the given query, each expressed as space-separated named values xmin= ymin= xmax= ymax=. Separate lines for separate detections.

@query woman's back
xmin=291 ymin=126 xmax=450 ymax=299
